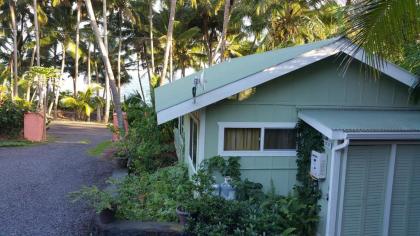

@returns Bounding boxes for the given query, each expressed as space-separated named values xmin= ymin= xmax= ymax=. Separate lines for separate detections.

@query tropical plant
xmin=344 ymin=0 xmax=419 ymax=76
xmin=0 ymin=96 xmax=34 ymax=137
xmin=60 ymin=84 xmax=103 ymax=120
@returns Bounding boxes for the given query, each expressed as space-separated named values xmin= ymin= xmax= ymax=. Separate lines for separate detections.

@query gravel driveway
xmin=0 ymin=121 xmax=115 ymax=236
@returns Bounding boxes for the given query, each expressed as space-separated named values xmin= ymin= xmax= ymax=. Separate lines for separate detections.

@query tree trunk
xmin=34 ymin=0 xmax=40 ymax=66
xmin=149 ymin=1 xmax=155 ymax=74
xmin=169 ymin=43 xmax=173 ymax=82
xmin=33 ymin=0 xmax=46 ymax=141
xmin=94 ymin=45 xmax=102 ymax=122
xmin=103 ymin=0 xmax=110 ymax=123
xmin=26 ymin=47 xmax=36 ymax=101
xmin=142 ymin=42 xmax=154 ymax=105
xmin=137 ymin=52 xmax=146 ymax=100
xmin=85 ymin=0 xmax=124 ymax=138
xmin=87 ymin=41 xmax=91 ymax=85
xmin=10 ymin=0 xmax=18 ymax=97
xmin=74 ymin=0 xmax=81 ymax=97
xmin=117 ymin=10 xmax=122 ymax=95
xmin=218 ymin=0 xmax=231 ymax=62
xmin=160 ymin=0 xmax=176 ymax=86
xmin=53 ymin=43 xmax=66 ymax=118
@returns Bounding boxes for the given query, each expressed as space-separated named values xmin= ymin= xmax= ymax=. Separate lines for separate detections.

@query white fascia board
xmin=339 ymin=40 xmax=418 ymax=87
xmin=157 ymin=44 xmax=340 ymax=124
xmin=297 ymin=111 xmax=346 ymax=140
xmin=345 ymin=132 xmax=420 ymax=140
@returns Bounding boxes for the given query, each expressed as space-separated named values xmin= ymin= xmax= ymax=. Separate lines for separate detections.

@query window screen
xmin=263 ymin=128 xmax=296 ymax=150
xmin=224 ymin=128 xmax=260 ymax=151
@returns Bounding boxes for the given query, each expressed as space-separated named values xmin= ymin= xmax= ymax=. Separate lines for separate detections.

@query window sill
xmin=219 ymin=150 xmax=297 ymax=157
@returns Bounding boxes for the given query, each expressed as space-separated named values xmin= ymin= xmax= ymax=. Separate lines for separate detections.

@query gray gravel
xmin=0 ymin=121 xmax=116 ymax=236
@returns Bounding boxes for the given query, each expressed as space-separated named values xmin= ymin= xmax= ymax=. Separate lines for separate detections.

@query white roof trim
xmin=298 ymin=111 xmax=420 ymax=140
xmin=298 ymin=111 xmax=346 ymax=140
xmin=157 ymin=39 xmax=419 ymax=124
xmin=340 ymin=39 xmax=418 ymax=87
xmin=345 ymin=132 xmax=420 ymax=140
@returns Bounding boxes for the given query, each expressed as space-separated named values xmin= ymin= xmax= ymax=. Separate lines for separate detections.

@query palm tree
xmin=103 ymin=0 xmax=111 ymax=124
xmin=9 ymin=0 xmax=18 ymax=97
xmin=344 ymin=0 xmax=419 ymax=75
xmin=74 ymin=0 xmax=82 ymax=97
xmin=160 ymin=0 xmax=176 ymax=85
xmin=33 ymin=0 xmax=40 ymax=67
xmin=217 ymin=0 xmax=232 ymax=62
xmin=85 ymin=0 xmax=125 ymax=137
xmin=149 ymin=0 xmax=155 ymax=74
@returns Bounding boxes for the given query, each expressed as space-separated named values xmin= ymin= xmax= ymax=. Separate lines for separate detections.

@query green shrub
xmin=0 ymin=96 xmax=34 ymax=137
xmin=117 ymin=94 xmax=176 ymax=174
xmin=115 ymin=165 xmax=193 ymax=221
xmin=185 ymin=156 xmax=320 ymax=235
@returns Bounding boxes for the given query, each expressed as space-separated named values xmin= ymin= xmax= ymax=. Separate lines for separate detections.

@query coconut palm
xmin=160 ymin=0 xmax=177 ymax=85
xmin=85 ymin=0 xmax=125 ymax=137
xmin=344 ymin=0 xmax=419 ymax=77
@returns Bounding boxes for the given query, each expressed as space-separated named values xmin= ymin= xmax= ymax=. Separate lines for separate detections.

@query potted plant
xmin=176 ymin=204 xmax=190 ymax=225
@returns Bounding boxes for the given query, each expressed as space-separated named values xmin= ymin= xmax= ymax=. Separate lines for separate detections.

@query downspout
xmin=326 ymin=139 xmax=349 ymax=236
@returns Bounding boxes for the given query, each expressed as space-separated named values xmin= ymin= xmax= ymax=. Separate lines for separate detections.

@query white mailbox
xmin=310 ymin=150 xmax=326 ymax=180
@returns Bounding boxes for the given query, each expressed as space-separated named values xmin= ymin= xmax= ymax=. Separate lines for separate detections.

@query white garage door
xmin=340 ymin=144 xmax=420 ymax=236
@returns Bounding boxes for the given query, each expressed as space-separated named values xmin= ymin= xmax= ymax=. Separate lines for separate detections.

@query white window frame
xmin=188 ymin=114 xmax=200 ymax=171
xmin=217 ymin=122 xmax=297 ymax=157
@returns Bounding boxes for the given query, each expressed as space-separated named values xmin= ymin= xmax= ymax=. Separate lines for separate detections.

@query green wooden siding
xmin=389 ymin=145 xmax=420 ymax=236
xmin=341 ymin=145 xmax=390 ymax=236
xmin=202 ymin=56 xmax=419 ymax=194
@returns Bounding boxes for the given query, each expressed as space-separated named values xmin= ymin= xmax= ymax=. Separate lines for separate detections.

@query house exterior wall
xmin=200 ymin=56 xmax=419 ymax=195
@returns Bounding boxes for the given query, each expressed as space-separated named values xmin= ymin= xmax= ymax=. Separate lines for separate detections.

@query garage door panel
xmin=341 ymin=145 xmax=390 ymax=236
xmin=389 ymin=144 xmax=420 ymax=236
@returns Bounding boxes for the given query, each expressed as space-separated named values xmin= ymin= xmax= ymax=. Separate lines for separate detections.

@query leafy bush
xmin=117 ymin=94 xmax=176 ymax=174
xmin=0 ymin=96 xmax=34 ymax=137
xmin=71 ymin=165 xmax=193 ymax=222
xmin=185 ymin=157 xmax=320 ymax=235
xmin=115 ymin=165 xmax=193 ymax=221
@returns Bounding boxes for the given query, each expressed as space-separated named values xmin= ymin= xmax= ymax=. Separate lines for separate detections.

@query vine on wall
xmin=295 ymin=120 xmax=325 ymax=226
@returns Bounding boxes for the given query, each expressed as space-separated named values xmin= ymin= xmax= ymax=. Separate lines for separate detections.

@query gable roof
xmin=155 ymin=37 xmax=419 ymax=124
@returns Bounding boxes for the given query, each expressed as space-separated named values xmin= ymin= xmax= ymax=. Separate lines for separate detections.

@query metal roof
xmin=155 ymin=37 xmax=340 ymax=113
xmin=154 ymin=37 xmax=419 ymax=124
xmin=298 ymin=109 xmax=420 ymax=140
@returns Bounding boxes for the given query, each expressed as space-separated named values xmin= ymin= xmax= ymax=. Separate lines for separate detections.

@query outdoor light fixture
xmin=192 ymin=69 xmax=207 ymax=104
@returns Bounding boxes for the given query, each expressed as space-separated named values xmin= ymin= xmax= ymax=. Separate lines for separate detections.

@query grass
xmin=0 ymin=135 xmax=58 ymax=148
xmin=88 ymin=140 xmax=113 ymax=157
xmin=0 ymin=140 xmax=33 ymax=147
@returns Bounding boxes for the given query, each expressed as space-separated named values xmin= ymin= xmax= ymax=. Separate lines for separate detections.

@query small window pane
xmin=224 ymin=128 xmax=260 ymax=151
xmin=264 ymin=129 xmax=296 ymax=150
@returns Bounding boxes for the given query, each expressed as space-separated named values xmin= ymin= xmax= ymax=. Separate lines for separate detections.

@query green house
xmin=154 ymin=37 xmax=420 ymax=236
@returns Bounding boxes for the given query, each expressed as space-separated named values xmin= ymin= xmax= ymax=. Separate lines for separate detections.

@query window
xmin=189 ymin=117 xmax=198 ymax=167
xmin=218 ymin=122 xmax=297 ymax=156
xmin=263 ymin=129 xmax=296 ymax=150
xmin=224 ymin=128 xmax=260 ymax=151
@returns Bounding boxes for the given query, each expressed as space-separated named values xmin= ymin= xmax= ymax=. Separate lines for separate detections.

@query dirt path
xmin=0 ymin=121 xmax=115 ymax=236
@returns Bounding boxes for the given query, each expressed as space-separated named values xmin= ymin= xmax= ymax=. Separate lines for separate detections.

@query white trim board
xmin=157 ymin=39 xmax=418 ymax=124
xmin=298 ymin=112 xmax=420 ymax=141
